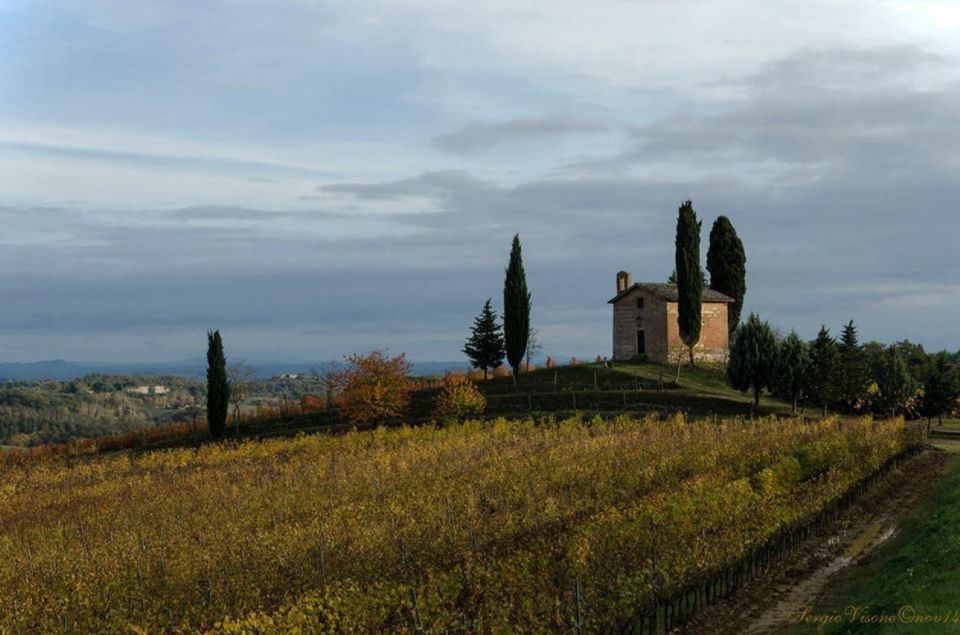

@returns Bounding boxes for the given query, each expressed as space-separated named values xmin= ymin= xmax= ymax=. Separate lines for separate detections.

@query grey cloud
xmin=741 ymin=46 xmax=954 ymax=92
xmin=431 ymin=116 xmax=608 ymax=154
xmin=3 ymin=46 xmax=959 ymax=361
xmin=605 ymin=45 xmax=960 ymax=176
xmin=321 ymin=170 xmax=495 ymax=200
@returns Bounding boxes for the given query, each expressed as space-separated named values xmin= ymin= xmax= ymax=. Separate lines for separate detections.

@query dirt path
xmin=681 ymin=448 xmax=951 ymax=635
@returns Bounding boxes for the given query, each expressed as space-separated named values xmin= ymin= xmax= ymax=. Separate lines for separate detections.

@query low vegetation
xmin=801 ymin=452 xmax=960 ymax=634
xmin=0 ymin=413 xmax=922 ymax=632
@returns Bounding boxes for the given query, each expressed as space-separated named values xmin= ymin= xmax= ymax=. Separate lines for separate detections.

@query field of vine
xmin=0 ymin=414 xmax=923 ymax=632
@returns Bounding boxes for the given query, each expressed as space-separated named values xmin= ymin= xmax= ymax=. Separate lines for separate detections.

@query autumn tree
xmin=433 ymin=374 xmax=486 ymax=423
xmin=727 ymin=313 xmax=778 ymax=410
xmin=503 ymin=234 xmax=531 ymax=385
xmin=333 ymin=350 xmax=413 ymax=425
xmin=206 ymin=330 xmax=230 ymax=439
xmin=228 ymin=360 xmax=257 ymax=435
xmin=706 ymin=215 xmax=746 ymax=334
xmin=674 ymin=201 xmax=702 ymax=366
xmin=463 ymin=299 xmax=505 ymax=380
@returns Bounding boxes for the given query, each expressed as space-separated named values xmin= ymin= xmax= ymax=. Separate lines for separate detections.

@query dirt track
xmin=680 ymin=447 xmax=951 ymax=635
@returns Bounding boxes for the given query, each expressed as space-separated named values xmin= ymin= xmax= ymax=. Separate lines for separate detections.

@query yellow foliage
xmin=433 ymin=376 xmax=486 ymax=423
xmin=0 ymin=414 xmax=923 ymax=633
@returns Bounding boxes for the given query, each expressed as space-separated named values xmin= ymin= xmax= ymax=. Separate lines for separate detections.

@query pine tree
xmin=808 ymin=326 xmax=840 ymax=417
xmin=503 ymin=234 xmax=531 ymax=385
xmin=921 ymin=352 xmax=959 ymax=427
xmin=877 ymin=346 xmax=917 ymax=418
xmin=674 ymin=200 xmax=702 ymax=366
xmin=772 ymin=330 xmax=811 ymax=414
xmin=727 ymin=313 xmax=778 ymax=410
xmin=463 ymin=299 xmax=506 ymax=380
xmin=706 ymin=216 xmax=746 ymax=334
xmin=836 ymin=320 xmax=868 ymax=412
xmin=206 ymin=330 xmax=230 ymax=439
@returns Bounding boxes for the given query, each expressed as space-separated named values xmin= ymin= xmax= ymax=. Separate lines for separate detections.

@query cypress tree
xmin=706 ymin=216 xmax=746 ymax=334
xmin=503 ymin=234 xmax=531 ymax=385
xmin=674 ymin=201 xmax=702 ymax=366
xmin=772 ymin=330 xmax=811 ymax=414
xmin=808 ymin=326 xmax=840 ymax=417
xmin=727 ymin=313 xmax=778 ymax=410
xmin=837 ymin=320 xmax=868 ymax=412
xmin=463 ymin=299 xmax=506 ymax=380
xmin=206 ymin=330 xmax=230 ymax=439
xmin=667 ymin=268 xmax=707 ymax=285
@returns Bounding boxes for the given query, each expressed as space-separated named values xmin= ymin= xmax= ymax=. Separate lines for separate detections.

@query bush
xmin=493 ymin=365 xmax=512 ymax=378
xmin=300 ymin=395 xmax=325 ymax=411
xmin=332 ymin=351 xmax=413 ymax=425
xmin=433 ymin=375 xmax=486 ymax=423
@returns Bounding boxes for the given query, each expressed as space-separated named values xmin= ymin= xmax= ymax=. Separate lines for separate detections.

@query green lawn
xmin=806 ymin=451 xmax=960 ymax=634
xmin=928 ymin=418 xmax=960 ymax=432
xmin=472 ymin=361 xmax=795 ymax=418
xmin=606 ymin=361 xmax=793 ymax=412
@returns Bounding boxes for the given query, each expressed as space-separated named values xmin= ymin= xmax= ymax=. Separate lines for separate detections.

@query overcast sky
xmin=1 ymin=0 xmax=959 ymax=363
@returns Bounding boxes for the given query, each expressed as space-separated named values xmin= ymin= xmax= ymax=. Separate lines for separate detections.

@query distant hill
xmin=0 ymin=359 xmax=471 ymax=381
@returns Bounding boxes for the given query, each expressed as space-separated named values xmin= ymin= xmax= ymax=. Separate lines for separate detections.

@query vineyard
xmin=0 ymin=414 xmax=924 ymax=632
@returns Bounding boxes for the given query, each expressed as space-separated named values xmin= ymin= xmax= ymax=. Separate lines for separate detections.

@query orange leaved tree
xmin=333 ymin=350 xmax=413 ymax=425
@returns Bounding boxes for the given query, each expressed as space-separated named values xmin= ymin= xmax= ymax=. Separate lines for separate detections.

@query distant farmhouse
xmin=127 ymin=385 xmax=169 ymax=396
xmin=608 ymin=271 xmax=733 ymax=363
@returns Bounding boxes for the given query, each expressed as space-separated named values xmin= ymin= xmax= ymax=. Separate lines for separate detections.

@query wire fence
xmin=614 ymin=442 xmax=926 ymax=634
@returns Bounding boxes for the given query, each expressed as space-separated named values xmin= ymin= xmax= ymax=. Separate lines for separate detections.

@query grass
xmin=468 ymin=362 xmax=794 ymax=419
xmin=927 ymin=418 xmax=960 ymax=432
xmin=804 ymin=449 xmax=960 ymax=633
xmin=608 ymin=361 xmax=791 ymax=411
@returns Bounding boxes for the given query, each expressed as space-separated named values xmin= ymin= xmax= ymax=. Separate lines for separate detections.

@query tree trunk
xmin=822 ymin=403 xmax=828 ymax=418
xmin=688 ymin=345 xmax=696 ymax=367
xmin=791 ymin=397 xmax=797 ymax=415
xmin=754 ymin=387 xmax=761 ymax=408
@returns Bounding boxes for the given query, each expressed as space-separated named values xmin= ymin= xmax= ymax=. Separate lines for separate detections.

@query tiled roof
xmin=608 ymin=282 xmax=734 ymax=304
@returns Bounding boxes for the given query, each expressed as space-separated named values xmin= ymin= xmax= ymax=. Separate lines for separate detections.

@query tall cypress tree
xmin=675 ymin=201 xmax=702 ymax=366
xmin=706 ymin=215 xmax=746 ymax=334
xmin=503 ymin=234 xmax=531 ymax=385
xmin=206 ymin=330 xmax=230 ymax=439
xmin=463 ymin=299 xmax=506 ymax=380
xmin=809 ymin=326 xmax=840 ymax=417
xmin=837 ymin=320 xmax=868 ymax=412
